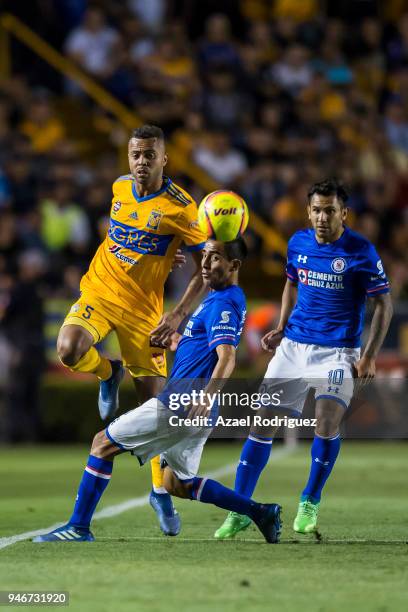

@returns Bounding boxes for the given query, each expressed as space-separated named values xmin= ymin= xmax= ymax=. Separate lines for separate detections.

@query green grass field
xmin=0 ymin=442 xmax=406 ymax=612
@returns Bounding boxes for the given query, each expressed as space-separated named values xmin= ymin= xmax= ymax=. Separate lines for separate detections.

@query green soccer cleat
xmin=293 ymin=500 xmax=320 ymax=534
xmin=214 ymin=512 xmax=252 ymax=540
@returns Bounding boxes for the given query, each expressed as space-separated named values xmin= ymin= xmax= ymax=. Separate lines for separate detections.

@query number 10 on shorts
xmin=327 ymin=368 xmax=344 ymax=393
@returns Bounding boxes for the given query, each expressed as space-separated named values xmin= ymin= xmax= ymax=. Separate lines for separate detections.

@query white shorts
xmin=106 ymin=398 xmax=211 ymax=480
xmin=260 ymin=337 xmax=360 ymax=414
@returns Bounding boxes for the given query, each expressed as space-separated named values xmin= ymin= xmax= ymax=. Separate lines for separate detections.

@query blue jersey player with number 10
xmin=215 ymin=179 xmax=393 ymax=539
xmin=33 ymin=238 xmax=282 ymax=544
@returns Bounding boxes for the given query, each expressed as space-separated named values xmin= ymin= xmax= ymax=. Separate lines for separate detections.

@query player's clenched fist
xmin=261 ymin=329 xmax=284 ymax=353
xmin=352 ymin=355 xmax=376 ymax=382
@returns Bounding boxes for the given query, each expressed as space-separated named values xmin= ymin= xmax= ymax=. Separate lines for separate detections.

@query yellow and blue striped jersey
xmin=80 ymin=175 xmax=206 ymax=321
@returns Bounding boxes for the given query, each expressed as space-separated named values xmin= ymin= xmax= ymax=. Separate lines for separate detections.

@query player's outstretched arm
xmin=151 ymin=250 xmax=205 ymax=345
xmin=261 ymin=279 xmax=297 ymax=353
xmin=188 ymin=344 xmax=236 ymax=419
xmin=354 ymin=293 xmax=393 ymax=379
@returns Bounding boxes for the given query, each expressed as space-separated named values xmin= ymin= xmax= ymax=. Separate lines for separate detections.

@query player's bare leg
xmin=57 ymin=324 xmax=124 ymax=420
xmin=132 ymin=375 xmax=166 ymax=402
xmin=90 ymin=430 xmax=123 ymax=460
xmin=314 ymin=398 xmax=345 ymax=438
xmin=57 ymin=324 xmax=114 ymax=382
xmin=57 ymin=324 xmax=94 ymax=368
xmin=294 ymin=398 xmax=344 ymax=535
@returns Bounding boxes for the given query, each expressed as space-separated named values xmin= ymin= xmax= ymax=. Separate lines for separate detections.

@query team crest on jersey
xmin=331 ymin=257 xmax=347 ymax=273
xmin=128 ymin=211 xmax=139 ymax=221
xmin=298 ymin=269 xmax=308 ymax=284
xmin=152 ymin=352 xmax=165 ymax=366
xmin=146 ymin=209 xmax=163 ymax=230
xmin=112 ymin=201 xmax=122 ymax=214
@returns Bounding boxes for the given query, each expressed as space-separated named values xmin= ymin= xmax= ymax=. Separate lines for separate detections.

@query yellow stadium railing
xmin=0 ymin=12 xmax=287 ymax=264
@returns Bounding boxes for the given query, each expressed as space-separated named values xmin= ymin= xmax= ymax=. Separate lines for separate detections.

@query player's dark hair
xmin=223 ymin=237 xmax=248 ymax=263
xmin=307 ymin=179 xmax=349 ymax=207
xmin=130 ymin=125 xmax=164 ymax=141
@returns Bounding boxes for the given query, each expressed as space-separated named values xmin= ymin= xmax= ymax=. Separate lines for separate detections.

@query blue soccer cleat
xmin=32 ymin=524 xmax=95 ymax=543
xmin=252 ymin=503 xmax=282 ymax=543
xmin=149 ymin=490 xmax=181 ymax=536
xmin=98 ymin=360 xmax=125 ymax=421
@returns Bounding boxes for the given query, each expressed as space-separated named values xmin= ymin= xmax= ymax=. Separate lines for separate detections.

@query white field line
xmin=0 ymin=445 xmax=293 ymax=550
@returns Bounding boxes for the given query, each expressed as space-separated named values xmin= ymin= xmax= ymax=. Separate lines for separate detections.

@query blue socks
xmin=234 ymin=434 xmax=273 ymax=497
xmin=190 ymin=434 xmax=274 ymax=521
xmin=302 ymin=434 xmax=341 ymax=503
xmin=69 ymin=455 xmax=113 ymax=529
xmin=191 ymin=477 xmax=263 ymax=521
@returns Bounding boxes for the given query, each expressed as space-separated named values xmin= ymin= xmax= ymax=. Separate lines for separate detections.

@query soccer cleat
xmin=98 ymin=360 xmax=125 ymax=421
xmin=252 ymin=503 xmax=282 ymax=543
xmin=293 ymin=500 xmax=320 ymax=534
xmin=214 ymin=512 xmax=252 ymax=540
xmin=149 ymin=490 xmax=181 ymax=536
xmin=32 ymin=524 xmax=95 ymax=543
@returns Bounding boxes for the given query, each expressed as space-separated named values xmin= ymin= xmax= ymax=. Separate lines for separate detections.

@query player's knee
xmin=163 ymin=468 xmax=190 ymax=498
xmin=57 ymin=330 xmax=90 ymax=366
xmin=91 ymin=430 xmax=112 ymax=458
xmin=315 ymin=418 xmax=339 ymax=438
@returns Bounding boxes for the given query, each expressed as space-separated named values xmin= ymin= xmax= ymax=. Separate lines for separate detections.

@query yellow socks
xmin=151 ymin=455 xmax=166 ymax=493
xmin=68 ymin=346 xmax=112 ymax=380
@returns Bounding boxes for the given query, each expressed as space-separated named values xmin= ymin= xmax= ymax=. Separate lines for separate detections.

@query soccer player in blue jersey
xmin=215 ymin=179 xmax=393 ymax=539
xmin=33 ymin=238 xmax=282 ymax=544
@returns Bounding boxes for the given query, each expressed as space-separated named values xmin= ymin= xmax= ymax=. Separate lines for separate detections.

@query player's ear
xmin=307 ymin=205 xmax=312 ymax=221
xmin=341 ymin=206 xmax=348 ymax=221
xmin=163 ymin=152 xmax=168 ymax=167
xmin=230 ymin=258 xmax=241 ymax=272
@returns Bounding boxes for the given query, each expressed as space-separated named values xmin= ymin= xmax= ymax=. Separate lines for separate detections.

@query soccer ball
xmin=198 ymin=190 xmax=249 ymax=242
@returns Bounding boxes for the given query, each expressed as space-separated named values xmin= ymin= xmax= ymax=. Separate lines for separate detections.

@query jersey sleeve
xmin=176 ymin=202 xmax=207 ymax=252
xmin=205 ymin=299 xmax=243 ymax=350
xmin=286 ymin=239 xmax=298 ymax=282
xmin=111 ymin=176 xmax=132 ymax=213
xmin=360 ymin=244 xmax=390 ymax=296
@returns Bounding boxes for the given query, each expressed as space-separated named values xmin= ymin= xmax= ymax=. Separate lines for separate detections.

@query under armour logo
xmin=240 ymin=460 xmax=248 ymax=466
xmin=297 ymin=254 xmax=308 ymax=263
xmin=328 ymin=386 xmax=340 ymax=394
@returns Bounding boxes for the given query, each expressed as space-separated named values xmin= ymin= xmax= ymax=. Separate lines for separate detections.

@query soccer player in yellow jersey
xmin=56 ymin=125 xmax=206 ymax=535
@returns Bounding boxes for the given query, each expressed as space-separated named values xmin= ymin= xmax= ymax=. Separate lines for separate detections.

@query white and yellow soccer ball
xmin=198 ymin=190 xmax=249 ymax=242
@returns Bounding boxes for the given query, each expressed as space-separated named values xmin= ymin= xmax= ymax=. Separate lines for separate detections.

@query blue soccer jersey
xmin=158 ymin=285 xmax=246 ymax=408
xmin=284 ymin=226 xmax=390 ymax=348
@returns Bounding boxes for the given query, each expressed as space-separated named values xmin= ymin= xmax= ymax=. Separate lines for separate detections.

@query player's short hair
xmin=223 ymin=237 xmax=248 ymax=263
xmin=307 ymin=179 xmax=349 ymax=207
xmin=130 ymin=125 xmax=164 ymax=142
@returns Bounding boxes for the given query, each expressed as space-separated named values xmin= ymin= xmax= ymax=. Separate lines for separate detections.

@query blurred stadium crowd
xmin=0 ymin=0 xmax=408 ymax=439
